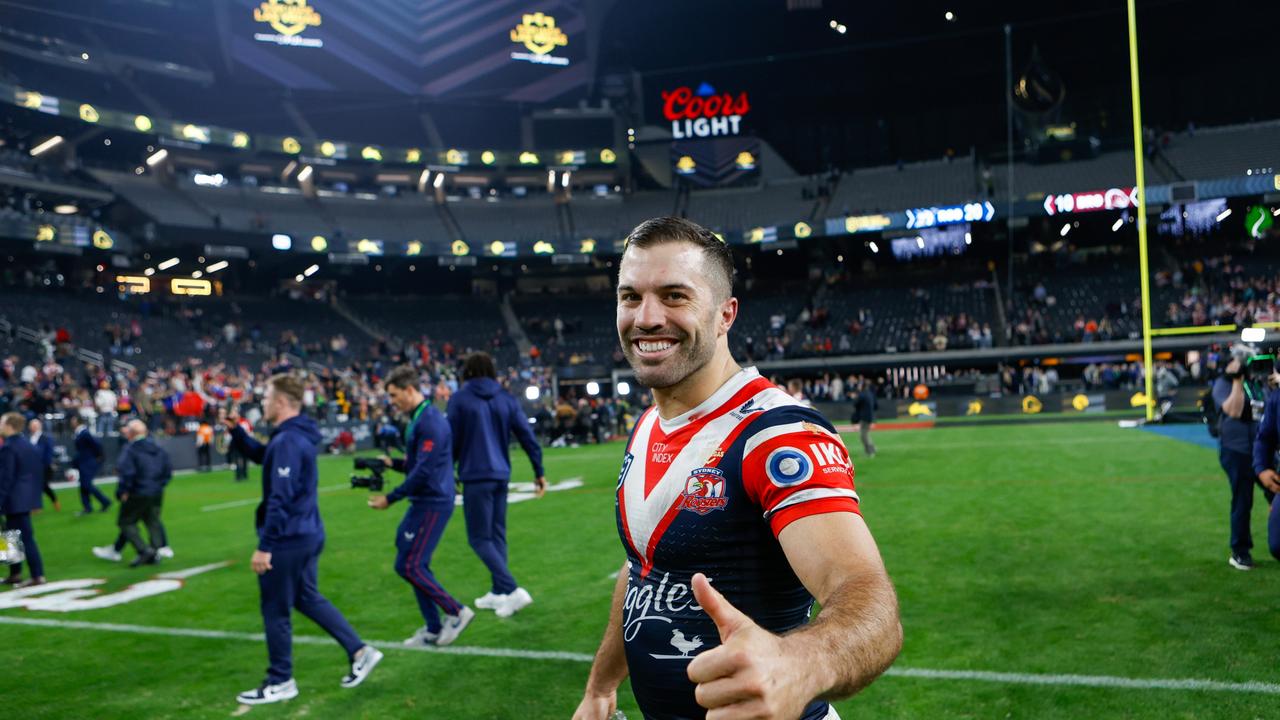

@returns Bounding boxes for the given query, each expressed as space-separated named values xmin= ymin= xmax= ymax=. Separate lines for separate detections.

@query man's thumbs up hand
xmin=686 ymin=573 xmax=814 ymax=719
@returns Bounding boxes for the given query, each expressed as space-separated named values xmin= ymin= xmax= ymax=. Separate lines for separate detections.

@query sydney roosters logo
xmin=679 ymin=467 xmax=728 ymax=515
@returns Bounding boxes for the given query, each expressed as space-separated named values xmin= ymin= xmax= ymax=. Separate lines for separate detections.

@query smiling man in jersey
xmin=572 ymin=217 xmax=901 ymax=720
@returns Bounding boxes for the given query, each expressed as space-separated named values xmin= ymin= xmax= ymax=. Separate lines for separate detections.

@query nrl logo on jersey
xmin=679 ymin=467 xmax=728 ymax=515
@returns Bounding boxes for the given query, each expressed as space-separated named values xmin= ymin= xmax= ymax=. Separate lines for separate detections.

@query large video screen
xmin=230 ymin=0 xmax=595 ymax=102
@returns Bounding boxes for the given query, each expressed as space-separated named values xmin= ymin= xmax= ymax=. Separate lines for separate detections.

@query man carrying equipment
xmin=368 ymin=366 xmax=473 ymax=647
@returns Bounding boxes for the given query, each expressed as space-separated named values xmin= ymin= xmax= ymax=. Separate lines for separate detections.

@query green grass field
xmin=6 ymin=421 xmax=1278 ymax=719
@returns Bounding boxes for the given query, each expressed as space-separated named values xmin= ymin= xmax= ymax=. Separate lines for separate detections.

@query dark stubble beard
xmin=623 ymin=312 xmax=718 ymax=391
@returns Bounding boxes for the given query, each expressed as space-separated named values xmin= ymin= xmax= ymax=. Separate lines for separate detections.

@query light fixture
xmin=1111 ymin=217 xmax=1124 ymax=232
xmin=1059 ymin=223 xmax=1071 ymax=237
xmin=432 ymin=172 xmax=444 ymax=188
xmin=916 ymin=236 xmax=925 ymax=249
xmin=157 ymin=257 xmax=179 ymax=270
xmin=143 ymin=268 xmax=155 ymax=276
xmin=303 ymin=264 xmax=319 ymax=277
xmin=869 ymin=241 xmax=879 ymax=253
xmin=145 ymin=148 xmax=169 ymax=167
xmin=297 ymin=165 xmax=314 ymax=183
xmin=525 ymin=386 xmax=541 ymax=401
xmin=294 ymin=274 xmax=305 ymax=282
xmin=272 ymin=234 xmax=293 ymax=251
xmin=418 ymin=169 xmax=431 ymax=191
xmin=586 ymin=381 xmax=600 ymax=397
xmin=945 ymin=10 xmax=955 ymax=21
xmin=964 ymin=232 xmax=972 ymax=245
xmin=617 ymin=381 xmax=631 ymax=396
xmin=191 ymin=270 xmax=203 ymax=279
xmin=206 ymin=261 xmax=229 ymax=273
xmin=1241 ymin=327 xmax=1266 ymax=343
xmin=1215 ymin=208 xmax=1232 ymax=222
xmin=53 ymin=204 xmax=78 ymax=215
xmin=30 ymin=136 xmax=64 ymax=157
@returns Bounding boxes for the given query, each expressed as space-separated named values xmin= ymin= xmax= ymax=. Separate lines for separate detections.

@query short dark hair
xmin=623 ymin=216 xmax=736 ymax=299
xmin=384 ymin=365 xmax=420 ymax=391
xmin=462 ymin=352 xmax=497 ymax=380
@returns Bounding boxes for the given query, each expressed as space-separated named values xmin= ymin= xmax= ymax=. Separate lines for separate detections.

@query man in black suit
xmin=27 ymin=417 xmax=58 ymax=511
xmin=69 ymin=415 xmax=111 ymax=516
xmin=1 ymin=411 xmax=46 ymax=587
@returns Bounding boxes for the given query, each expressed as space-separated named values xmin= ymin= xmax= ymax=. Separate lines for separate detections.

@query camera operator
xmin=366 ymin=366 xmax=473 ymax=647
xmin=1213 ymin=345 xmax=1274 ymax=570
xmin=1251 ymin=351 xmax=1280 ymax=562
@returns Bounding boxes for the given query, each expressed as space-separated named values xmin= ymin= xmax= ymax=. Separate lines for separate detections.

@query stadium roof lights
xmin=29 ymin=136 xmax=64 ymax=157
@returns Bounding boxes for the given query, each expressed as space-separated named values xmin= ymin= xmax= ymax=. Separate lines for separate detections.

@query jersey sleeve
xmin=740 ymin=409 xmax=860 ymax=536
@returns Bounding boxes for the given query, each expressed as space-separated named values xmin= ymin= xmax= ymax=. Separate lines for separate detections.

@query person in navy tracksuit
xmin=447 ymin=352 xmax=545 ymax=618
xmin=115 ymin=419 xmax=172 ymax=566
xmin=227 ymin=374 xmax=381 ymax=705
xmin=1251 ymin=374 xmax=1280 ymax=562
xmin=69 ymin=415 xmax=111 ymax=515
xmin=0 ymin=412 xmax=46 ymax=587
xmin=27 ymin=418 xmax=58 ymax=510
xmin=368 ymin=366 xmax=472 ymax=647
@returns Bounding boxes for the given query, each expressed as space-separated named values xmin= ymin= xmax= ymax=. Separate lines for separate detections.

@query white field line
xmin=1 ymin=616 xmax=1278 ymax=696
xmin=200 ymin=484 xmax=348 ymax=512
xmin=155 ymin=561 xmax=233 ymax=580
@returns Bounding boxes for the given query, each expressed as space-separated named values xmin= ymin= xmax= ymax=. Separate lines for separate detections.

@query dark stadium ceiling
xmin=2 ymin=0 xmax=1276 ymax=170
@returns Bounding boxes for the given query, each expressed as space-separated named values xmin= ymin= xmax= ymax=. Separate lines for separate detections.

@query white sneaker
xmin=156 ymin=546 xmax=174 ymax=559
xmin=92 ymin=546 xmax=122 ymax=562
xmin=475 ymin=591 xmax=506 ymax=610
xmin=402 ymin=626 xmax=440 ymax=647
xmin=495 ymin=587 xmax=533 ymax=618
xmin=340 ymin=645 xmax=383 ymax=688
xmin=435 ymin=606 xmax=474 ymax=646
xmin=237 ymin=678 xmax=298 ymax=705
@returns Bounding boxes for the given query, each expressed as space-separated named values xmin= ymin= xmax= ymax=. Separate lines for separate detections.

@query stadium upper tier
xmin=53 ymin=119 xmax=1273 ymax=253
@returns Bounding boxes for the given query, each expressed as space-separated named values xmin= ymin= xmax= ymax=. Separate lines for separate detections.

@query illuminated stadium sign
xmin=254 ymin=0 xmax=324 ymax=48
xmin=906 ymin=202 xmax=994 ymax=229
xmin=663 ymin=84 xmax=750 ymax=139
xmin=1043 ymin=187 xmax=1138 ymax=215
xmin=510 ymin=12 xmax=569 ymax=66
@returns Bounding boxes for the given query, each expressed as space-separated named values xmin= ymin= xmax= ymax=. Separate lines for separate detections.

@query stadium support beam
xmin=1127 ymin=0 xmax=1154 ymax=422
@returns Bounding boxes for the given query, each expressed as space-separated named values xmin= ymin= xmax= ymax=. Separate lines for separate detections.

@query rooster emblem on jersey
xmin=680 ymin=467 xmax=728 ymax=515
xmin=669 ymin=629 xmax=704 ymax=657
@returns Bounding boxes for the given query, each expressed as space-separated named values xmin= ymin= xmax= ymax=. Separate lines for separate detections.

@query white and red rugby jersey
xmin=614 ymin=367 xmax=859 ymax=720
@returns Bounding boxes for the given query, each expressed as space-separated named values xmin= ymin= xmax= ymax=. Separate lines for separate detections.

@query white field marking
xmin=453 ymin=477 xmax=585 ymax=507
xmin=2 ymin=616 xmax=1279 ymax=696
xmin=881 ymin=667 xmax=1280 ymax=695
xmin=200 ymin=484 xmax=347 ymax=512
xmin=51 ymin=464 xmax=233 ymax=491
xmin=0 ymin=616 xmax=594 ymax=662
xmin=155 ymin=561 xmax=232 ymax=580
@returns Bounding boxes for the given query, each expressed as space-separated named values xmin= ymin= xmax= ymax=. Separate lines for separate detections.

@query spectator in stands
xmin=69 ymin=414 xmax=110 ymax=515
xmin=1 ymin=411 xmax=46 ymax=587
xmin=448 ymin=352 xmax=546 ymax=618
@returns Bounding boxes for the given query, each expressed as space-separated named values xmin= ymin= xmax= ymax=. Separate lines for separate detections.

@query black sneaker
xmin=236 ymin=678 xmax=298 ymax=705
xmin=130 ymin=551 xmax=158 ymax=568
xmin=340 ymin=645 xmax=384 ymax=688
xmin=1229 ymin=553 xmax=1255 ymax=571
